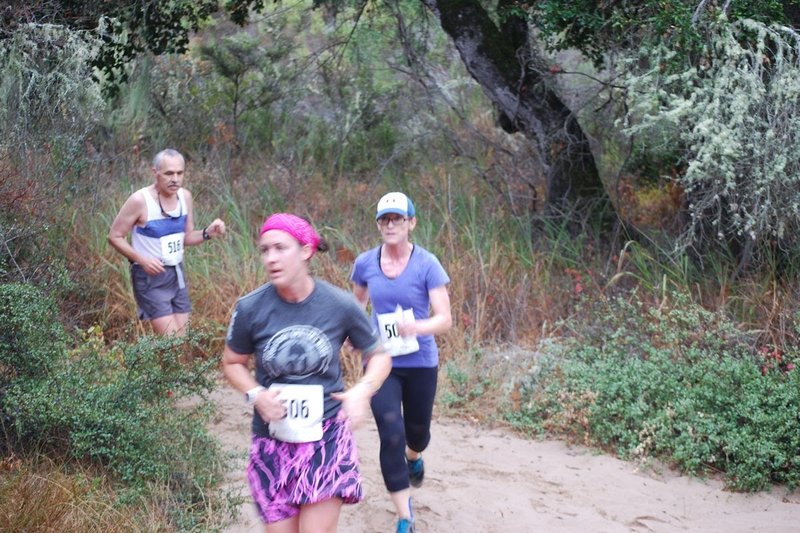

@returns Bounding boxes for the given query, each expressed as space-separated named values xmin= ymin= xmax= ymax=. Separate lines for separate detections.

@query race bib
xmin=160 ymin=232 xmax=185 ymax=266
xmin=267 ymin=384 xmax=324 ymax=443
xmin=377 ymin=305 xmax=420 ymax=357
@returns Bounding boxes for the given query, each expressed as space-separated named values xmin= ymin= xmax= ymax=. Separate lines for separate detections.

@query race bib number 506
xmin=267 ymin=384 xmax=324 ymax=443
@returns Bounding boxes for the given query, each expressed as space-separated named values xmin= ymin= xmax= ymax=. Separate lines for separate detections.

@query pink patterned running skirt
xmin=247 ymin=415 xmax=363 ymax=524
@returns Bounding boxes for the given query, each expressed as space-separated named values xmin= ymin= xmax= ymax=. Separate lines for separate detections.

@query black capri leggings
xmin=370 ymin=366 xmax=438 ymax=493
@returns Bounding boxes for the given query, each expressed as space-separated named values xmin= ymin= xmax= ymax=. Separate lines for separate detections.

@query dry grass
xmin=0 ymin=454 xmax=147 ymax=532
xmin=68 ymin=150 xmax=800 ymax=419
xmin=77 ymin=154 xmax=593 ymax=372
xmin=71 ymin=153 xmax=573 ymax=414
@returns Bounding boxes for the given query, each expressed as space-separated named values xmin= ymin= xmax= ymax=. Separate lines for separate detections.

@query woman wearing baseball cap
xmin=351 ymin=193 xmax=453 ymax=533
xmin=222 ymin=213 xmax=392 ymax=532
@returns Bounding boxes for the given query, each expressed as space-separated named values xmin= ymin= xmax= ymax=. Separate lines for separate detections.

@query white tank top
xmin=130 ymin=187 xmax=187 ymax=266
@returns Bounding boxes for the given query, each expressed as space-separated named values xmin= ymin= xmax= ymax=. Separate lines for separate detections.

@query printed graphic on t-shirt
xmin=226 ymin=310 xmax=238 ymax=343
xmin=261 ymin=325 xmax=333 ymax=379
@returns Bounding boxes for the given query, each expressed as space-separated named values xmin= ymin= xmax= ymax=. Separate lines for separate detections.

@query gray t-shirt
xmin=226 ymin=279 xmax=381 ymax=437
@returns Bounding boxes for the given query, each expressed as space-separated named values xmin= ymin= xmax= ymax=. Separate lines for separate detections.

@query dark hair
xmin=297 ymin=215 xmax=329 ymax=254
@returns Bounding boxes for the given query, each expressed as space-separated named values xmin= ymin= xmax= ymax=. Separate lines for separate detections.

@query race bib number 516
xmin=160 ymin=232 xmax=185 ymax=266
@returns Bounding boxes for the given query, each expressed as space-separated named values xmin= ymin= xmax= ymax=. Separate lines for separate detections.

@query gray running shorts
xmin=130 ymin=263 xmax=192 ymax=320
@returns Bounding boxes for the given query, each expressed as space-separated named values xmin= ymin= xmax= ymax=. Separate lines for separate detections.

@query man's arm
xmin=108 ymin=192 xmax=165 ymax=275
xmin=182 ymin=189 xmax=226 ymax=247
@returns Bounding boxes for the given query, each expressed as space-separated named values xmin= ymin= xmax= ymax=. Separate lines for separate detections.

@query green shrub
xmin=1 ymin=282 xmax=227 ymax=528
xmin=4 ymin=330 xmax=220 ymax=486
xmin=622 ymin=19 xmax=800 ymax=255
xmin=0 ymin=283 xmax=67 ymax=382
xmin=510 ymin=292 xmax=800 ymax=491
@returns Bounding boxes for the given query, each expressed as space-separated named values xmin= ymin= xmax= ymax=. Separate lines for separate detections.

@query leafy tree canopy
xmin=8 ymin=0 xmax=795 ymax=96
xmin=0 ymin=0 xmax=270 ymax=94
xmin=621 ymin=18 xmax=800 ymax=260
xmin=524 ymin=0 xmax=800 ymax=68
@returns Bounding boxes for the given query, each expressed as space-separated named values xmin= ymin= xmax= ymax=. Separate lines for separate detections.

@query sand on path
xmin=210 ymin=386 xmax=800 ymax=533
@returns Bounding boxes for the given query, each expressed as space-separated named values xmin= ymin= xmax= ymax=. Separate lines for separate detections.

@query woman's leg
xmin=402 ymin=366 xmax=438 ymax=454
xmin=297 ymin=498 xmax=343 ymax=533
xmin=264 ymin=515 xmax=299 ymax=533
xmin=371 ymin=370 xmax=414 ymax=521
xmin=371 ymin=371 xmax=409 ymax=492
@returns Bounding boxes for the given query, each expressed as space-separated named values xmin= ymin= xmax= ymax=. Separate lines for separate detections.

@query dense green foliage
xmin=621 ymin=19 xmax=800 ymax=260
xmin=1 ymin=0 xmax=219 ymax=93
xmin=0 ymin=0 xmax=300 ymax=95
xmin=0 ymin=284 xmax=227 ymax=527
xmin=105 ymin=3 xmax=436 ymax=179
xmin=527 ymin=0 xmax=797 ymax=67
xmin=511 ymin=293 xmax=800 ymax=491
xmin=0 ymin=283 xmax=67 ymax=383
xmin=0 ymin=23 xmax=103 ymax=297
xmin=0 ymin=22 xmax=104 ymax=152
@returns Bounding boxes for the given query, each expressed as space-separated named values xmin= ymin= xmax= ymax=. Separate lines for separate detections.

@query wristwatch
xmin=245 ymin=385 xmax=265 ymax=406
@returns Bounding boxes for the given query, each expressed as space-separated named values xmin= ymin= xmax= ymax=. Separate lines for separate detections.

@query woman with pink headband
xmin=222 ymin=213 xmax=392 ymax=533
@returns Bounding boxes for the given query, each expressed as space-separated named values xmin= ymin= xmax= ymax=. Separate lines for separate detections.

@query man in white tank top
xmin=108 ymin=148 xmax=226 ymax=335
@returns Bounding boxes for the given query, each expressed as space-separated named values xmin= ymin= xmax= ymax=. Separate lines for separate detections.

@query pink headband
xmin=259 ymin=213 xmax=321 ymax=256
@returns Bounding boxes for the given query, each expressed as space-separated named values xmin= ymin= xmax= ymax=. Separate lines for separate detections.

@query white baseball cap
xmin=376 ymin=192 xmax=416 ymax=219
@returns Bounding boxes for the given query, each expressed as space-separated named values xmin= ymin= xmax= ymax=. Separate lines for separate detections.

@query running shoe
xmin=396 ymin=498 xmax=415 ymax=533
xmin=407 ymin=457 xmax=425 ymax=488
xmin=396 ymin=518 xmax=415 ymax=533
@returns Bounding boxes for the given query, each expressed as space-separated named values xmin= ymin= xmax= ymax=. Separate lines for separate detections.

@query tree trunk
xmin=422 ymin=0 xmax=614 ymax=226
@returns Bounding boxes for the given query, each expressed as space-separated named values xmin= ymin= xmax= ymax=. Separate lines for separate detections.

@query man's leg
xmin=150 ymin=312 xmax=189 ymax=336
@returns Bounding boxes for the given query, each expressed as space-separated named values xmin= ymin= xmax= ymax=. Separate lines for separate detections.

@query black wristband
xmin=202 ymin=227 xmax=210 ymax=241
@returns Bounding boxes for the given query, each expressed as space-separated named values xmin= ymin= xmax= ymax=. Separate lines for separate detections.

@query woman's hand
xmin=332 ymin=381 xmax=374 ymax=428
xmin=253 ymin=388 xmax=286 ymax=422
xmin=396 ymin=319 xmax=418 ymax=337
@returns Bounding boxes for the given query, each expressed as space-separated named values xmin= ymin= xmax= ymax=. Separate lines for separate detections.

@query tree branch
xmin=692 ymin=0 xmax=712 ymax=25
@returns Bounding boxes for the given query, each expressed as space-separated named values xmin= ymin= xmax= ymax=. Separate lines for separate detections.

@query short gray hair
xmin=152 ymin=148 xmax=184 ymax=170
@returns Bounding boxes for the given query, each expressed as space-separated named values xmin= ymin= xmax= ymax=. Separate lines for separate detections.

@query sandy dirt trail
xmin=209 ymin=385 xmax=800 ymax=533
